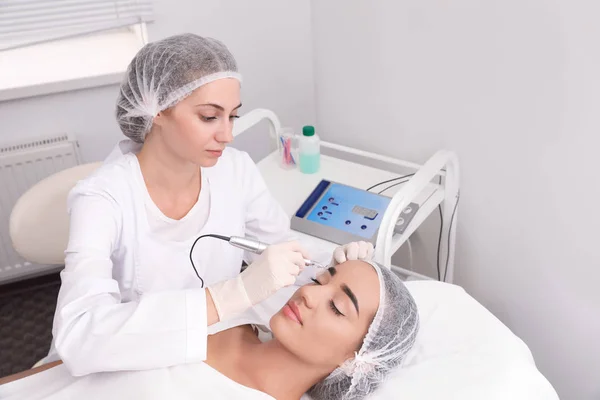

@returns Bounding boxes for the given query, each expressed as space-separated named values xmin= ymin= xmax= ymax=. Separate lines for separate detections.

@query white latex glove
xmin=331 ymin=241 xmax=375 ymax=266
xmin=207 ymin=241 xmax=308 ymax=321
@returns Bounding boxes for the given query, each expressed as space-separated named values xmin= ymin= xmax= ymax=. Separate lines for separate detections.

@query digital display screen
xmin=352 ymin=205 xmax=378 ymax=220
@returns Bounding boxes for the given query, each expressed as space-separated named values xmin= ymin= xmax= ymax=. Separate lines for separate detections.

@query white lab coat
xmin=49 ymin=139 xmax=322 ymax=376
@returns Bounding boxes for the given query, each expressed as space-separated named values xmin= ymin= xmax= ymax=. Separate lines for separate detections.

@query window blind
xmin=0 ymin=0 xmax=153 ymax=51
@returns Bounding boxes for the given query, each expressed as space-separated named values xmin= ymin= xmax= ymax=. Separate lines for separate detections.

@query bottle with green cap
xmin=299 ymin=125 xmax=320 ymax=174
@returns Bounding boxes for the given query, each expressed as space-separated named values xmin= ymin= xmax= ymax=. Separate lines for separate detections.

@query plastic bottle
xmin=299 ymin=125 xmax=320 ymax=174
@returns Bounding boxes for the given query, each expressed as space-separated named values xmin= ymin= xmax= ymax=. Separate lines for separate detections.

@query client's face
xmin=270 ymin=260 xmax=380 ymax=369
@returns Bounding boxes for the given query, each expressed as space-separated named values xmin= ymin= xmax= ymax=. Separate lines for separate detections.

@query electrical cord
xmin=406 ymin=237 xmax=414 ymax=271
xmin=436 ymin=175 xmax=443 ymax=281
xmin=442 ymin=192 xmax=460 ymax=282
xmin=368 ymin=170 xmax=446 ymax=193
xmin=189 ymin=233 xmax=230 ymax=287
xmin=377 ymin=178 xmax=411 ymax=194
xmin=366 ymin=174 xmax=415 ymax=192
xmin=436 ymin=204 xmax=443 ymax=281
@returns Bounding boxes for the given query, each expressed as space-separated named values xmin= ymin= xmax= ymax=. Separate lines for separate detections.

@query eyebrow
xmin=195 ymin=103 xmax=242 ymax=111
xmin=325 ymin=266 xmax=358 ymax=315
xmin=341 ymin=284 xmax=359 ymax=315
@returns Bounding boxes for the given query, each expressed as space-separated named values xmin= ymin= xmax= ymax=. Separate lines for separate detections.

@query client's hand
xmin=208 ymin=241 xmax=308 ymax=321
xmin=331 ymin=241 xmax=374 ymax=266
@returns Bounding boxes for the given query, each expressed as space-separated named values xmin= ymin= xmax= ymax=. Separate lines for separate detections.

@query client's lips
xmin=283 ymin=301 xmax=303 ymax=325
xmin=206 ymin=149 xmax=224 ymax=157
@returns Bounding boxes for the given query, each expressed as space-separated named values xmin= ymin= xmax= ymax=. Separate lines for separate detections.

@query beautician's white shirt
xmin=144 ymin=166 xmax=210 ymax=241
xmin=48 ymin=139 xmax=321 ymax=376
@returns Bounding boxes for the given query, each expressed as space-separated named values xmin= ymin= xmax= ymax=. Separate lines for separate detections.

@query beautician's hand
xmin=331 ymin=241 xmax=374 ymax=265
xmin=207 ymin=241 xmax=308 ymax=321
xmin=240 ymin=241 xmax=308 ymax=302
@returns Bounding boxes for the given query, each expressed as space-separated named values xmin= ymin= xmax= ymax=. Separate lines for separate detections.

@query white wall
xmin=2 ymin=1 xmax=597 ymax=397
xmin=311 ymin=1 xmax=600 ymax=399
xmin=0 ymin=0 xmax=315 ymax=162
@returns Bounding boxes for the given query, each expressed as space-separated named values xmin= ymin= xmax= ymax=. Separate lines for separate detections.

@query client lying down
xmin=0 ymin=260 xmax=419 ymax=400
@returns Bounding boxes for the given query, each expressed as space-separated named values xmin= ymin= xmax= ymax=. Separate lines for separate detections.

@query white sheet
xmin=369 ymin=281 xmax=559 ymax=400
xmin=0 ymin=280 xmax=559 ymax=400
xmin=0 ymin=359 xmax=273 ymax=400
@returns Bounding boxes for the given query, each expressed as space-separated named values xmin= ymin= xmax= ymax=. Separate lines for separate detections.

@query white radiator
xmin=0 ymin=134 xmax=81 ymax=284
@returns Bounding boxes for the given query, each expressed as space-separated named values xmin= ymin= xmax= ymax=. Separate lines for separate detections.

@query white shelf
xmin=238 ymin=109 xmax=459 ymax=281
xmin=257 ymin=150 xmax=444 ymax=258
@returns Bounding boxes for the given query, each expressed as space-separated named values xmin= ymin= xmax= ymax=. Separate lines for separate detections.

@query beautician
xmin=46 ymin=33 xmax=374 ymax=376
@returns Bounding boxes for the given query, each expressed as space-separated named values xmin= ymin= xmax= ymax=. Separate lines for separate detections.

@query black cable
xmin=436 ymin=204 xmax=443 ymax=281
xmin=442 ymin=192 xmax=460 ymax=282
xmin=366 ymin=174 xmax=415 ymax=192
xmin=189 ymin=234 xmax=230 ymax=287
xmin=368 ymin=170 xmax=446 ymax=192
xmin=377 ymin=179 xmax=411 ymax=195
xmin=435 ymin=176 xmax=444 ymax=281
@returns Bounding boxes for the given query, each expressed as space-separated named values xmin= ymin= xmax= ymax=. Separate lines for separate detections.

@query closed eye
xmin=311 ymin=278 xmax=345 ymax=317
xmin=330 ymin=301 xmax=344 ymax=316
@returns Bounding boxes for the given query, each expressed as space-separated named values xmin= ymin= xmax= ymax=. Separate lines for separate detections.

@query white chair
xmin=10 ymin=162 xmax=102 ymax=266
xmin=9 ymin=162 xmax=101 ymax=369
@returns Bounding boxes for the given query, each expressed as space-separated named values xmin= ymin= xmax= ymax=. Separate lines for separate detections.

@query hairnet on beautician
xmin=116 ymin=33 xmax=241 ymax=143
xmin=308 ymin=261 xmax=420 ymax=400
